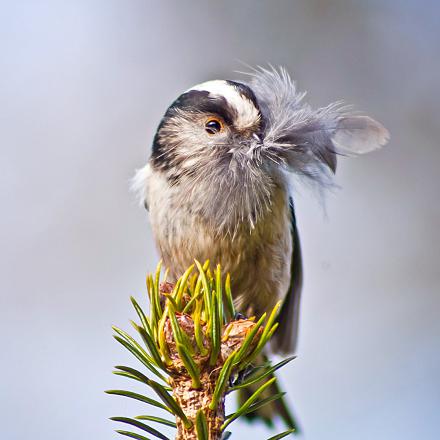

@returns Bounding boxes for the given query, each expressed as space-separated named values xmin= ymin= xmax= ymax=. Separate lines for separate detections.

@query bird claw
xmin=233 ymin=312 xmax=247 ymax=320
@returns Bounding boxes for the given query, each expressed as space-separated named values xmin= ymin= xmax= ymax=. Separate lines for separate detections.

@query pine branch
xmin=108 ymin=261 xmax=296 ymax=439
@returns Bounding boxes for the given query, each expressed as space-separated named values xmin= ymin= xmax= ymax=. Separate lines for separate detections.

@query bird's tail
xmin=237 ymin=362 xmax=300 ymax=433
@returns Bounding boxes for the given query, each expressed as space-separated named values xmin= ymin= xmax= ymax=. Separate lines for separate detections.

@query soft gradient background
xmin=1 ymin=1 xmax=439 ymax=439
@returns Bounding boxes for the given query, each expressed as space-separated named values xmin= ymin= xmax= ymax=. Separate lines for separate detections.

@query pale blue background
xmin=1 ymin=1 xmax=439 ymax=439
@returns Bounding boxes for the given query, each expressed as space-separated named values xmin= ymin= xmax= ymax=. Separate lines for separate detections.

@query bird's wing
xmin=272 ymin=197 xmax=303 ymax=354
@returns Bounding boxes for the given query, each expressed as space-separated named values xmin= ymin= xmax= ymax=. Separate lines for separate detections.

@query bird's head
xmin=150 ymin=79 xmax=265 ymax=181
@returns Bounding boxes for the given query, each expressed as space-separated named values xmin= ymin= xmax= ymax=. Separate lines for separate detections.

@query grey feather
xmin=245 ymin=66 xmax=389 ymax=186
xmin=332 ymin=115 xmax=390 ymax=154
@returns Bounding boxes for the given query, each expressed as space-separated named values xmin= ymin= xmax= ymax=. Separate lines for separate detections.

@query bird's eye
xmin=205 ymin=118 xmax=223 ymax=135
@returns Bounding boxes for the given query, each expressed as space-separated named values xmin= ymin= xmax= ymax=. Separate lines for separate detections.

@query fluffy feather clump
xmin=245 ymin=66 xmax=389 ymax=189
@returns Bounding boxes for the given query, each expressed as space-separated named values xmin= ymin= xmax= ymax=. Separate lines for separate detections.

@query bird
xmin=133 ymin=66 xmax=389 ymax=427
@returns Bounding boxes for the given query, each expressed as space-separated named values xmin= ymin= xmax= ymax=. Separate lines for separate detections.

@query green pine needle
xmin=209 ymin=351 xmax=237 ymax=410
xmin=113 ymin=334 xmax=166 ymax=381
xmin=224 ymin=273 xmax=235 ymax=319
xmin=105 ymin=389 xmax=172 ymax=413
xmin=110 ymin=416 xmax=169 ymax=440
xmin=167 ymin=302 xmax=193 ymax=354
xmin=266 ymin=428 xmax=296 ymax=439
xmin=226 ymin=392 xmax=286 ymax=419
xmin=116 ymin=430 xmax=150 ymax=440
xmin=209 ymin=292 xmax=221 ymax=365
xmin=175 ymin=264 xmax=194 ymax=307
xmin=134 ymin=415 xmax=176 ymax=428
xmin=221 ymin=377 xmax=277 ymax=431
xmin=133 ymin=322 xmax=167 ymax=372
xmin=113 ymin=369 xmax=146 ymax=384
xmin=195 ymin=409 xmax=209 ymax=440
xmin=114 ymin=367 xmax=191 ymax=428
xmin=130 ymin=296 xmax=152 ymax=334
xmin=176 ymin=342 xmax=201 ymax=389
xmin=194 ymin=260 xmax=212 ymax=314
xmin=233 ymin=312 xmax=267 ymax=367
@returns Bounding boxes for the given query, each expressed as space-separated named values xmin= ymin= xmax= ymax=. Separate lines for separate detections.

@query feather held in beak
xmin=245 ymin=66 xmax=389 ymax=182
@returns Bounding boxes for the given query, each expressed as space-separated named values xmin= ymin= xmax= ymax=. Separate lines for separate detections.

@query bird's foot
xmin=233 ymin=312 xmax=247 ymax=320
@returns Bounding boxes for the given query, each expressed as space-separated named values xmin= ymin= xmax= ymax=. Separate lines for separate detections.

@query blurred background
xmin=1 ymin=1 xmax=439 ymax=439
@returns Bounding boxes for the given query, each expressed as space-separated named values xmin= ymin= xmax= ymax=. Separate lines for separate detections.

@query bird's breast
xmin=147 ymin=168 xmax=293 ymax=316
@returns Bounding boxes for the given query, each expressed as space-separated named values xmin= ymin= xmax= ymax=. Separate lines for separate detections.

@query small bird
xmin=133 ymin=66 xmax=389 ymax=426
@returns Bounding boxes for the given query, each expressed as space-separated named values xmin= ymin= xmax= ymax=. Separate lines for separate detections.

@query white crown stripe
xmin=189 ymin=80 xmax=260 ymax=129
